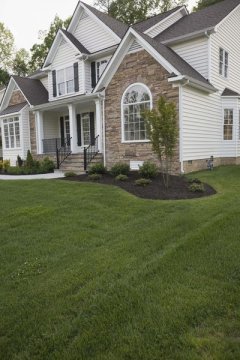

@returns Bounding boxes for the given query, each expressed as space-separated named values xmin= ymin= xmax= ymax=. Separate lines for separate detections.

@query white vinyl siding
xmin=73 ymin=11 xmax=117 ymax=53
xmin=145 ymin=10 xmax=185 ymax=38
xmin=85 ymin=62 xmax=92 ymax=93
xmin=211 ymin=4 xmax=240 ymax=94
xmin=48 ymin=40 xmax=84 ymax=100
xmin=40 ymin=77 xmax=49 ymax=90
xmin=171 ymin=37 xmax=209 ymax=78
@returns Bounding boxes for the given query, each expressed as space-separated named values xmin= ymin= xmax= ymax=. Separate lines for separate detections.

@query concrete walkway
xmin=0 ymin=171 xmax=65 ymax=181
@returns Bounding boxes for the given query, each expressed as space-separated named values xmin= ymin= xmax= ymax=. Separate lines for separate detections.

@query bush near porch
xmin=0 ymin=166 xmax=240 ymax=359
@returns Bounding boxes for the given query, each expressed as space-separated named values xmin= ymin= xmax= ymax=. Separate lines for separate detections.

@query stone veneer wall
xmin=29 ymin=111 xmax=37 ymax=155
xmin=9 ymin=90 xmax=26 ymax=106
xmin=104 ymin=49 xmax=181 ymax=174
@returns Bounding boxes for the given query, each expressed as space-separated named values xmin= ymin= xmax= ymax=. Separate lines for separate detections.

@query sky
xmin=0 ymin=0 xmax=197 ymax=52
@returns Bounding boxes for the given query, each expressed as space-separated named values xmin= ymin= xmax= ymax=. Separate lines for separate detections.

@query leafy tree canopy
xmin=12 ymin=48 xmax=30 ymax=77
xmin=95 ymin=0 xmax=186 ymax=24
xmin=0 ymin=22 xmax=14 ymax=71
xmin=29 ymin=15 xmax=71 ymax=71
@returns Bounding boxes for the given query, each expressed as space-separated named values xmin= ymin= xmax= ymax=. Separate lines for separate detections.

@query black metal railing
xmin=84 ymin=135 xmax=99 ymax=171
xmin=42 ymin=138 xmax=61 ymax=153
xmin=56 ymin=137 xmax=72 ymax=169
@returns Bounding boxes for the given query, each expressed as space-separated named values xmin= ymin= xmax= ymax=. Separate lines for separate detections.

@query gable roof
xmin=81 ymin=2 xmax=128 ymax=39
xmin=0 ymin=102 xmax=28 ymax=116
xmin=12 ymin=76 xmax=48 ymax=106
xmin=222 ymin=88 xmax=240 ymax=97
xmin=155 ymin=0 xmax=240 ymax=43
xmin=61 ymin=29 xmax=90 ymax=54
xmin=133 ymin=6 xmax=183 ymax=32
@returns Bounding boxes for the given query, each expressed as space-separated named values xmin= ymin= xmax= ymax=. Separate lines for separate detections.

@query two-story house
xmin=1 ymin=0 xmax=240 ymax=173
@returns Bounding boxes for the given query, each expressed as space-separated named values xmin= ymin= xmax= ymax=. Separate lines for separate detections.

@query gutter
xmin=162 ymin=27 xmax=216 ymax=45
xmin=168 ymin=75 xmax=217 ymax=93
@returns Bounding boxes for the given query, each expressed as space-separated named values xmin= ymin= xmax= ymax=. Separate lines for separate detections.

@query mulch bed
xmin=61 ymin=172 xmax=216 ymax=200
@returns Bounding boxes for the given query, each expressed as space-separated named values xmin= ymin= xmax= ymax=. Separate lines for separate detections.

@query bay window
xmin=3 ymin=117 xmax=21 ymax=149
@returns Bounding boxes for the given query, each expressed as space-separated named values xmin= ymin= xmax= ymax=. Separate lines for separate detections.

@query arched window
xmin=122 ymin=83 xmax=152 ymax=142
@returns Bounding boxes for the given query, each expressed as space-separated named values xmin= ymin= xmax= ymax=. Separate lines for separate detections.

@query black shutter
xmin=77 ymin=114 xmax=82 ymax=146
xmin=52 ymin=70 xmax=57 ymax=97
xmin=74 ymin=62 xmax=79 ymax=92
xmin=60 ymin=117 xmax=64 ymax=146
xmin=90 ymin=112 xmax=95 ymax=145
xmin=91 ymin=62 xmax=96 ymax=88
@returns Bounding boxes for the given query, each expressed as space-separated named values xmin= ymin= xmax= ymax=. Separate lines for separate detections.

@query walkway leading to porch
xmin=0 ymin=171 xmax=64 ymax=180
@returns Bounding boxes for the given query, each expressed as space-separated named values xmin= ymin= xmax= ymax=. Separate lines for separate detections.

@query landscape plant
xmin=111 ymin=162 xmax=130 ymax=176
xmin=139 ymin=161 xmax=158 ymax=179
xmin=143 ymin=96 xmax=178 ymax=188
xmin=88 ymin=163 xmax=106 ymax=175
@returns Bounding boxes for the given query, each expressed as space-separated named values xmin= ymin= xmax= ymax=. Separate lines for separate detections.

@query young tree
xmin=12 ymin=48 xmax=30 ymax=77
xmin=194 ymin=0 xmax=223 ymax=11
xmin=95 ymin=0 xmax=186 ymax=24
xmin=0 ymin=22 xmax=14 ymax=71
xmin=143 ymin=96 xmax=178 ymax=188
xmin=0 ymin=68 xmax=10 ymax=86
xmin=29 ymin=15 xmax=71 ymax=71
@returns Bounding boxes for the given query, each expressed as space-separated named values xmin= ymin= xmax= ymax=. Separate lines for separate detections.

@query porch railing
xmin=56 ymin=137 xmax=72 ymax=169
xmin=84 ymin=135 xmax=99 ymax=171
xmin=42 ymin=138 xmax=61 ymax=153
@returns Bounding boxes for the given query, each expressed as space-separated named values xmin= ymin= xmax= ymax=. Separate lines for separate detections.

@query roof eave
xmin=162 ymin=27 xmax=216 ymax=45
xmin=168 ymin=75 xmax=217 ymax=93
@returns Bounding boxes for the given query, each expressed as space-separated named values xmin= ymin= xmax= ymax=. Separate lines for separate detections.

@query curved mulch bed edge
xmin=61 ymin=172 xmax=216 ymax=200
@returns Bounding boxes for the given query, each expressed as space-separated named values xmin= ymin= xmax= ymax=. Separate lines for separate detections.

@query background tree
xmin=143 ymin=96 xmax=178 ymax=188
xmin=29 ymin=15 xmax=71 ymax=71
xmin=0 ymin=22 xmax=14 ymax=71
xmin=12 ymin=48 xmax=30 ymax=77
xmin=0 ymin=69 xmax=10 ymax=86
xmin=95 ymin=0 xmax=186 ymax=24
xmin=194 ymin=0 xmax=223 ymax=11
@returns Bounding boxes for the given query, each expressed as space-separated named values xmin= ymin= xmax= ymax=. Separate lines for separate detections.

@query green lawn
xmin=0 ymin=166 xmax=240 ymax=360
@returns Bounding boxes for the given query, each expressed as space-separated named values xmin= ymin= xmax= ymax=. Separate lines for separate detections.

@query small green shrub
xmin=188 ymin=178 xmax=202 ymax=184
xmin=135 ymin=178 xmax=152 ymax=187
xmin=111 ymin=162 xmax=130 ymax=176
xmin=26 ymin=150 xmax=34 ymax=168
xmin=40 ymin=157 xmax=55 ymax=173
xmin=139 ymin=161 xmax=158 ymax=179
xmin=189 ymin=182 xmax=205 ymax=193
xmin=0 ymin=161 xmax=2 ymax=171
xmin=2 ymin=160 xmax=10 ymax=172
xmin=88 ymin=163 xmax=106 ymax=175
xmin=17 ymin=155 xmax=23 ymax=167
xmin=88 ymin=173 xmax=102 ymax=181
xmin=6 ymin=167 xmax=33 ymax=175
xmin=65 ymin=172 xmax=77 ymax=177
xmin=115 ymin=174 xmax=128 ymax=181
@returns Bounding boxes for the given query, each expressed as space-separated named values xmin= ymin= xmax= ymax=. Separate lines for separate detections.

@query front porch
xmin=34 ymin=96 xmax=103 ymax=170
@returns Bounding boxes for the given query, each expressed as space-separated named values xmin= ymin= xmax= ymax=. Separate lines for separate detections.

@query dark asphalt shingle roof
xmin=0 ymin=102 xmax=28 ymax=116
xmin=222 ymin=88 xmax=240 ymax=96
xmin=136 ymin=30 xmax=215 ymax=89
xmin=133 ymin=6 xmax=183 ymax=32
xmin=155 ymin=0 xmax=240 ymax=43
xmin=13 ymin=76 xmax=49 ymax=106
xmin=61 ymin=29 xmax=90 ymax=54
xmin=82 ymin=1 xmax=128 ymax=38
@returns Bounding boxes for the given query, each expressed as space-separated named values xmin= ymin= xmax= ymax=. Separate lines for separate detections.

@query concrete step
xmin=59 ymin=153 xmax=103 ymax=173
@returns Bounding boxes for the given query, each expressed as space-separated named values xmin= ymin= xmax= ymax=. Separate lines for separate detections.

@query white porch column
xmin=36 ymin=111 xmax=44 ymax=154
xmin=68 ymin=103 xmax=78 ymax=153
xmin=95 ymin=98 xmax=102 ymax=153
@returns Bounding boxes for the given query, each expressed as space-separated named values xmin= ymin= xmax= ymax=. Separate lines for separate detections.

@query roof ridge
xmin=133 ymin=5 xmax=183 ymax=27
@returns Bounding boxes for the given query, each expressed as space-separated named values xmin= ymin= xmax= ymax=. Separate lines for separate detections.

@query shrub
xmin=88 ymin=173 xmax=102 ymax=181
xmin=115 ymin=174 xmax=128 ymax=181
xmin=0 ymin=161 xmax=2 ymax=171
xmin=188 ymin=178 xmax=202 ymax=184
xmin=135 ymin=178 xmax=152 ymax=187
xmin=3 ymin=160 xmax=10 ymax=172
xmin=88 ymin=163 xmax=106 ymax=175
xmin=17 ymin=155 xmax=23 ymax=167
xmin=189 ymin=182 xmax=205 ymax=193
xmin=40 ymin=157 xmax=55 ymax=173
xmin=110 ymin=162 xmax=130 ymax=177
xmin=26 ymin=150 xmax=34 ymax=168
xmin=139 ymin=161 xmax=158 ymax=179
xmin=6 ymin=167 xmax=33 ymax=175
xmin=65 ymin=171 xmax=77 ymax=177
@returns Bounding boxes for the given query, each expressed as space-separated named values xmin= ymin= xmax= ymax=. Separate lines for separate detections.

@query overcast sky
xmin=0 ymin=0 xmax=197 ymax=52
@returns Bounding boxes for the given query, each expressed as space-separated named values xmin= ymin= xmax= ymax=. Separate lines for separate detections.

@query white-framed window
xmin=219 ymin=48 xmax=229 ymax=78
xmin=3 ymin=117 xmax=21 ymax=149
xmin=96 ymin=59 xmax=108 ymax=81
xmin=223 ymin=109 xmax=233 ymax=140
xmin=122 ymin=83 xmax=152 ymax=142
xmin=57 ymin=66 xmax=74 ymax=96
xmin=81 ymin=113 xmax=91 ymax=146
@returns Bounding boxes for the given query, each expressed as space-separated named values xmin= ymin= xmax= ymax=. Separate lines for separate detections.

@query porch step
xmin=59 ymin=153 xmax=103 ymax=174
